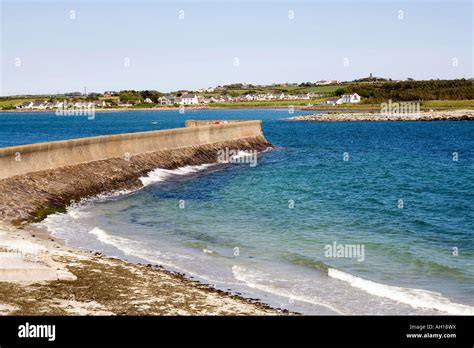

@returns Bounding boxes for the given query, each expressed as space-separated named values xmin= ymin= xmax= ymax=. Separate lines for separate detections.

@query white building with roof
xmin=181 ymin=94 xmax=198 ymax=105
xmin=336 ymin=93 xmax=361 ymax=104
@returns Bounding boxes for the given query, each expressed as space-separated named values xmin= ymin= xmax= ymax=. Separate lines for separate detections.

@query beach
xmin=0 ymin=223 xmax=282 ymax=315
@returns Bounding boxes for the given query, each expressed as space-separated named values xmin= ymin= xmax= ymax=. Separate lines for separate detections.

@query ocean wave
xmin=88 ymin=227 xmax=143 ymax=255
xmin=232 ymin=265 xmax=345 ymax=314
xmin=282 ymin=252 xmax=329 ymax=273
xmin=86 ymin=227 xmax=231 ymax=282
xmin=139 ymin=164 xmax=214 ymax=186
xmin=327 ymin=268 xmax=474 ymax=315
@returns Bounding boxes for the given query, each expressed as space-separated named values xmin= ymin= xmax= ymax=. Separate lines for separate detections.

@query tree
xmin=334 ymin=88 xmax=347 ymax=96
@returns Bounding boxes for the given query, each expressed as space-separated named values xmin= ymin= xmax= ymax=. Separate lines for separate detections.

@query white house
xmin=158 ymin=96 xmax=181 ymax=105
xmin=31 ymin=100 xmax=47 ymax=109
xmin=180 ymin=94 xmax=198 ymax=105
xmin=336 ymin=93 xmax=361 ymax=104
xmin=323 ymin=98 xmax=339 ymax=105
xmin=17 ymin=101 xmax=33 ymax=109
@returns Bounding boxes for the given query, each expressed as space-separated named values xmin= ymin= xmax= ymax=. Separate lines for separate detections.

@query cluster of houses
xmin=158 ymin=92 xmax=323 ymax=105
xmin=16 ymin=100 xmax=107 ymax=110
xmin=157 ymin=92 xmax=361 ymax=105
xmin=16 ymin=92 xmax=362 ymax=109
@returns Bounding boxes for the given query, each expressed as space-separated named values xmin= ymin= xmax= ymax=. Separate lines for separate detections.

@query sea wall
xmin=0 ymin=120 xmax=264 ymax=180
xmin=0 ymin=120 xmax=271 ymax=225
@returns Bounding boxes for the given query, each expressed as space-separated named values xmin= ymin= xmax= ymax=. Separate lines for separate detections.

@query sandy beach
xmin=289 ymin=109 xmax=474 ymax=122
xmin=0 ymin=222 xmax=284 ymax=315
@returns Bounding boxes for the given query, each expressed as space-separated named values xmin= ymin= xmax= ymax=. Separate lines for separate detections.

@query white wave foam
xmin=87 ymin=227 xmax=200 ymax=272
xmin=139 ymin=164 xmax=213 ymax=186
xmin=88 ymin=227 xmax=142 ymax=255
xmin=328 ymin=268 xmax=474 ymax=315
xmin=232 ymin=265 xmax=345 ymax=314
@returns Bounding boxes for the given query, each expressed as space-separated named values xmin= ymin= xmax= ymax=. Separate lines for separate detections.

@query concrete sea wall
xmin=0 ymin=120 xmax=264 ymax=180
xmin=0 ymin=120 xmax=271 ymax=225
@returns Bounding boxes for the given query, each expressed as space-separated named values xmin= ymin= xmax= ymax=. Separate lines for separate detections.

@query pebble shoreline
xmin=289 ymin=109 xmax=474 ymax=122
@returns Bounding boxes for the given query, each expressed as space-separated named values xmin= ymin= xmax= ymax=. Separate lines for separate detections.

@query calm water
xmin=1 ymin=109 xmax=473 ymax=314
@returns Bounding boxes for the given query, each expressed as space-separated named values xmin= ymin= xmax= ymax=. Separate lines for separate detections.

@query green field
xmin=0 ymin=98 xmax=36 ymax=109
xmin=207 ymin=97 xmax=325 ymax=108
xmin=420 ymin=100 xmax=474 ymax=109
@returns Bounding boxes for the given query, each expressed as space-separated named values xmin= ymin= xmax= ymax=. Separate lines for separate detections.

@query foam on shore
xmin=328 ymin=268 xmax=474 ymax=315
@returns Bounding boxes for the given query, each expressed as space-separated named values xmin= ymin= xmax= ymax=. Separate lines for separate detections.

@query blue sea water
xmin=1 ymin=109 xmax=473 ymax=314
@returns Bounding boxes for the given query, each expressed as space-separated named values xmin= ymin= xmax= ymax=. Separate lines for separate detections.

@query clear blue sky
xmin=1 ymin=0 xmax=472 ymax=95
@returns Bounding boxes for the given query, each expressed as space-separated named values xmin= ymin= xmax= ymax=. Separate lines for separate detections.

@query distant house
xmin=315 ymin=80 xmax=338 ymax=85
xmin=144 ymin=98 xmax=153 ymax=103
xmin=31 ymin=100 xmax=47 ymax=109
xmin=323 ymin=98 xmax=339 ymax=105
xmin=104 ymin=91 xmax=116 ymax=97
xmin=180 ymin=94 xmax=198 ymax=105
xmin=158 ymin=96 xmax=181 ymax=105
xmin=336 ymin=93 xmax=361 ymax=104
xmin=117 ymin=101 xmax=132 ymax=107
xmin=17 ymin=101 xmax=33 ymax=109
xmin=198 ymin=96 xmax=210 ymax=104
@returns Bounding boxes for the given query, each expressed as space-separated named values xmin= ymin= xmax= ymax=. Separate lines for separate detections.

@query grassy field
xmin=207 ymin=98 xmax=325 ymax=108
xmin=0 ymin=98 xmax=36 ymax=109
xmin=204 ymin=85 xmax=340 ymax=97
xmin=420 ymin=100 xmax=474 ymax=109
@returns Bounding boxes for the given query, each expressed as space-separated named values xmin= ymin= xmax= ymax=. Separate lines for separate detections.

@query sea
xmin=1 ymin=109 xmax=473 ymax=315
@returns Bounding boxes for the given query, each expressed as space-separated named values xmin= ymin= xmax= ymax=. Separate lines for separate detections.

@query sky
xmin=0 ymin=0 xmax=472 ymax=95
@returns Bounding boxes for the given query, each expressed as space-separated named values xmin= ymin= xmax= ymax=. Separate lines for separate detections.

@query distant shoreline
xmin=289 ymin=109 xmax=474 ymax=122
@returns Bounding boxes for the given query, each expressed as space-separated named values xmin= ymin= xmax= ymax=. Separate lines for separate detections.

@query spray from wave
xmin=327 ymin=268 xmax=474 ymax=315
xmin=139 ymin=164 xmax=214 ymax=186
xmin=232 ymin=265 xmax=345 ymax=314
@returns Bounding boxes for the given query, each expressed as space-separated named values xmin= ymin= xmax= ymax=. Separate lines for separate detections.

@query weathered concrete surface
xmin=0 ymin=134 xmax=271 ymax=226
xmin=0 ymin=120 xmax=265 ymax=179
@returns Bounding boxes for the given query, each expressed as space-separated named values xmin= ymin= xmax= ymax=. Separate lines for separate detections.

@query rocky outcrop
xmin=289 ymin=109 xmax=474 ymax=122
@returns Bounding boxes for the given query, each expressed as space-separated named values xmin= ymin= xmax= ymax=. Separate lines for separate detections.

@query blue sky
xmin=1 ymin=0 xmax=472 ymax=95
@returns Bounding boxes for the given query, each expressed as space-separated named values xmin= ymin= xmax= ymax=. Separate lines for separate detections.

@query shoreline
xmin=0 ymin=221 xmax=285 ymax=315
xmin=0 ymin=105 xmax=296 ymax=113
xmin=288 ymin=109 xmax=474 ymax=122
xmin=0 ymin=128 xmax=287 ymax=315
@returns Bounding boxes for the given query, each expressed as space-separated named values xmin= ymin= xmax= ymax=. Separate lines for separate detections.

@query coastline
xmin=0 ymin=105 xmax=295 ymax=113
xmin=0 ymin=222 xmax=284 ymax=315
xmin=0 ymin=125 xmax=286 ymax=315
xmin=288 ymin=109 xmax=474 ymax=122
